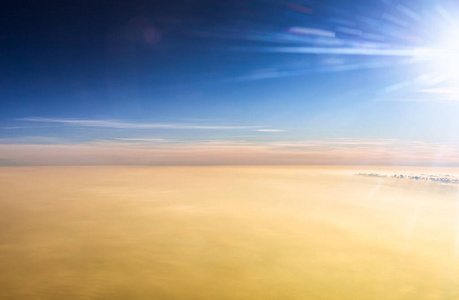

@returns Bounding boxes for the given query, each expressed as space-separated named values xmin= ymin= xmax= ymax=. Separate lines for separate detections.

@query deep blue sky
xmin=2 ymin=0 xmax=459 ymax=165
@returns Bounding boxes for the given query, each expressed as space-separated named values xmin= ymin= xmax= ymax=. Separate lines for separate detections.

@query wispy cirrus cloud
xmin=18 ymin=117 xmax=263 ymax=130
xmin=0 ymin=136 xmax=64 ymax=144
xmin=257 ymin=129 xmax=285 ymax=132
xmin=115 ymin=138 xmax=167 ymax=142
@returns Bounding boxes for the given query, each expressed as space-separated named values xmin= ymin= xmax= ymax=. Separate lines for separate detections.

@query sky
xmin=2 ymin=0 xmax=459 ymax=165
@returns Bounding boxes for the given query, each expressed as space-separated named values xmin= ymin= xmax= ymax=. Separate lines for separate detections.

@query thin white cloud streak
xmin=116 ymin=138 xmax=167 ymax=142
xmin=383 ymin=97 xmax=459 ymax=102
xmin=0 ymin=136 xmax=63 ymax=144
xmin=257 ymin=129 xmax=285 ymax=132
xmin=2 ymin=126 xmax=35 ymax=129
xmin=1 ymin=138 xmax=459 ymax=166
xmin=18 ymin=117 xmax=261 ymax=130
xmin=288 ymin=27 xmax=336 ymax=38
xmin=244 ymin=46 xmax=430 ymax=57
xmin=418 ymin=88 xmax=458 ymax=94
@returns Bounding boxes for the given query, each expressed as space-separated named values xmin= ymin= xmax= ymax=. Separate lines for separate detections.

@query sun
xmin=410 ymin=26 xmax=459 ymax=100
xmin=430 ymin=32 xmax=459 ymax=81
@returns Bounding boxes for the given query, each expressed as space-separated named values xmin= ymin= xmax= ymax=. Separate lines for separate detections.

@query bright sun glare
xmin=414 ymin=27 xmax=459 ymax=99
xmin=433 ymin=32 xmax=459 ymax=80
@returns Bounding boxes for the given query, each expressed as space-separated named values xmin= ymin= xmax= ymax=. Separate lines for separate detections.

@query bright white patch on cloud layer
xmin=18 ymin=117 xmax=262 ymax=130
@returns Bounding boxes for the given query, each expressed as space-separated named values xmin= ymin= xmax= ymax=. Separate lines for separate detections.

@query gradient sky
xmin=2 ymin=0 xmax=459 ymax=165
